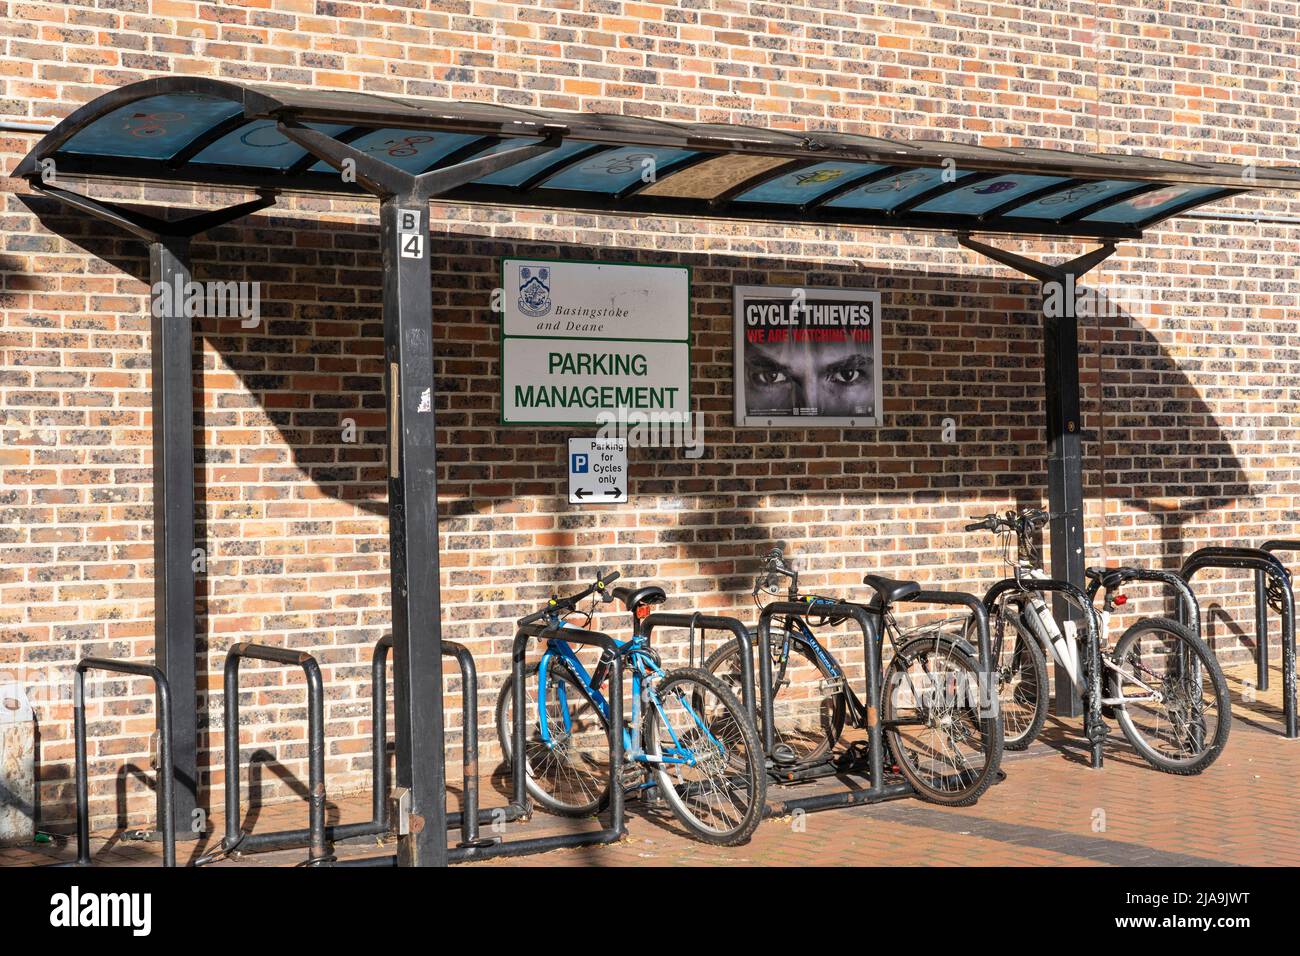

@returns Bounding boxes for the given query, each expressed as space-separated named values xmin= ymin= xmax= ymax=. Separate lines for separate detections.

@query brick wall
xmin=1 ymin=1 xmax=1297 ymax=832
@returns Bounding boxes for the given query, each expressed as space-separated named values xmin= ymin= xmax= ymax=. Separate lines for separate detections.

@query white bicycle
xmin=969 ymin=508 xmax=1230 ymax=775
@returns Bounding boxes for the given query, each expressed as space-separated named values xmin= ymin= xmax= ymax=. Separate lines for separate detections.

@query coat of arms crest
xmin=518 ymin=265 xmax=552 ymax=318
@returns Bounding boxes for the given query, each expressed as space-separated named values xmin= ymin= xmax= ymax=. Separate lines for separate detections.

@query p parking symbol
xmin=571 ymin=454 xmax=589 ymax=473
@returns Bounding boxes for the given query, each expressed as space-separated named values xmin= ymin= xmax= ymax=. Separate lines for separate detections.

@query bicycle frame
xmin=767 ymin=608 xmax=873 ymax=727
xmin=995 ymin=598 xmax=1163 ymax=708
xmin=983 ymin=576 xmax=1105 ymax=768
xmin=535 ymin=633 xmax=725 ymax=774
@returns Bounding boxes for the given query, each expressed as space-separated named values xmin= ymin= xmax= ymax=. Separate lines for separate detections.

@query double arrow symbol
xmin=574 ymin=488 xmax=623 ymax=499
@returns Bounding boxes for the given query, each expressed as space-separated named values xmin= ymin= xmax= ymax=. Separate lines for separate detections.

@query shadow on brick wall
xmin=10 ymin=198 xmax=1257 ymax=825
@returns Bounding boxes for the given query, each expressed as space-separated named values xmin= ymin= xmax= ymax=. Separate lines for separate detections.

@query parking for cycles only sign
xmin=568 ymin=438 xmax=627 ymax=505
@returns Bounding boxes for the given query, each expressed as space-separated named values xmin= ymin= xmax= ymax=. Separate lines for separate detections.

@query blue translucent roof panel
xmin=1013 ymin=180 xmax=1149 ymax=219
xmin=308 ymin=129 xmax=484 ymax=174
xmin=193 ymin=120 xmax=351 ymax=169
xmin=914 ymin=174 xmax=1067 ymax=215
xmin=472 ymin=137 xmax=593 ymax=186
xmin=538 ymin=147 xmax=698 ymax=193
xmin=24 ymin=78 xmax=1293 ymax=241
xmin=824 ymin=167 xmax=957 ymax=210
xmin=59 ymin=93 xmax=244 ymax=161
xmin=1083 ymin=184 xmax=1224 ymax=223
xmin=735 ymin=162 xmax=884 ymax=204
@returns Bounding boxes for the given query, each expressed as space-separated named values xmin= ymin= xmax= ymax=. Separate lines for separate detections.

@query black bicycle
xmin=704 ymin=548 xmax=1003 ymax=806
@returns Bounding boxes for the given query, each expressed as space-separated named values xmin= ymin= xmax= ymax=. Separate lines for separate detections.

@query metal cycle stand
xmin=1084 ymin=567 xmax=1209 ymax=750
xmin=753 ymin=600 xmax=912 ymax=816
xmin=1081 ymin=567 xmax=1200 ymax=636
xmin=893 ymin=587 xmax=1000 ymax=750
xmin=219 ymin=643 xmax=333 ymax=866
xmin=57 ymin=658 xmax=176 ymax=868
xmin=982 ymin=578 xmax=1106 ymax=768
xmin=328 ymin=622 xmax=628 ymax=866
xmin=1180 ymin=546 xmax=1296 ymax=738
xmin=443 ymin=622 xmax=627 ymax=862
xmin=1257 ymin=542 xmax=1300 ymax=693
xmin=751 ymin=589 xmax=997 ymax=813
xmin=204 ymin=635 xmax=501 ymax=866
xmin=369 ymin=634 xmax=521 ymax=847
xmin=640 ymin=612 xmax=756 ymax=719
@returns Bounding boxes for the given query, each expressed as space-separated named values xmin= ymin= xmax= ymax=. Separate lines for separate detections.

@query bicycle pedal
xmin=819 ymin=677 xmax=844 ymax=694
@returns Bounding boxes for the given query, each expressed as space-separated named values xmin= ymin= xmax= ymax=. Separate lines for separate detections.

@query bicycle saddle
xmin=861 ymin=574 xmax=921 ymax=606
xmin=611 ymin=585 xmax=667 ymax=612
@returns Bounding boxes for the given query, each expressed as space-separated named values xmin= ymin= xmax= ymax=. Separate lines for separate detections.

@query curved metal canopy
xmin=17 ymin=77 xmax=1300 ymax=240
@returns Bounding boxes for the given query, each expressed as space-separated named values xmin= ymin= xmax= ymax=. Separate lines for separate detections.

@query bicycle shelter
xmin=16 ymin=76 xmax=1300 ymax=866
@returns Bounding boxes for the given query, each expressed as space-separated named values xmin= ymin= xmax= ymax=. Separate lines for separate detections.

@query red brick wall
xmin=1 ymin=1 xmax=1297 ymax=832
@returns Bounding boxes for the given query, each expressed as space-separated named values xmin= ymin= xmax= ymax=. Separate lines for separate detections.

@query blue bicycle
xmin=497 ymin=571 xmax=767 ymax=846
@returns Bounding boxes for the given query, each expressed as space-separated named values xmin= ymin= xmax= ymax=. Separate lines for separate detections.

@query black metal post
xmin=149 ymin=234 xmax=199 ymax=838
xmin=1255 ymin=570 xmax=1270 ymax=690
xmin=379 ymin=195 xmax=447 ymax=867
xmin=371 ymin=634 xmax=391 ymax=831
xmin=1042 ymin=303 xmax=1087 ymax=718
xmin=958 ymin=235 xmax=1116 ymax=720
xmin=441 ymin=641 xmax=485 ymax=847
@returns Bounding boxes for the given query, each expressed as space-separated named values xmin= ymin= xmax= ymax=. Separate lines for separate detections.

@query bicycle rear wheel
xmin=883 ymin=634 xmax=1003 ymax=806
xmin=703 ymin=624 xmax=844 ymax=767
xmin=647 ymin=667 xmax=766 ymax=846
xmin=1108 ymin=617 xmax=1230 ymax=775
xmin=497 ymin=660 xmax=612 ymax=816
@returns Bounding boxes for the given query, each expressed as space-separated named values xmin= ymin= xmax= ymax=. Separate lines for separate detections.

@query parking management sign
xmin=500 ymin=258 xmax=690 ymax=425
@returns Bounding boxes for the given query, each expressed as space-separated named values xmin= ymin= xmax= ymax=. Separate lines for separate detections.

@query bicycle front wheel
xmin=646 ymin=667 xmax=766 ymax=846
xmin=497 ymin=660 xmax=612 ymax=817
xmin=883 ymin=634 xmax=1003 ymax=806
xmin=977 ymin=606 xmax=1049 ymax=751
xmin=1109 ymin=617 xmax=1230 ymax=775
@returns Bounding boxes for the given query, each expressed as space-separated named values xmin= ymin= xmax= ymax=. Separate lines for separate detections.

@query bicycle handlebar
xmin=965 ymin=508 xmax=1050 ymax=536
xmin=518 ymin=570 xmax=621 ymax=626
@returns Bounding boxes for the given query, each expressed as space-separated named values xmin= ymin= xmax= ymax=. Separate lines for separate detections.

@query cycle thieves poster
xmin=501 ymin=258 xmax=690 ymax=425
xmin=733 ymin=285 xmax=883 ymax=427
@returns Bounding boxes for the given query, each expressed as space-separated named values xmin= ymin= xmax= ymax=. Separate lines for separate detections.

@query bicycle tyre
xmin=1108 ymin=617 xmax=1230 ymax=775
xmin=702 ymin=627 xmax=845 ymax=767
xmin=646 ymin=667 xmax=766 ymax=846
xmin=883 ymin=633 xmax=1004 ymax=806
xmin=978 ymin=606 xmax=1050 ymax=751
xmin=496 ymin=660 xmax=612 ymax=817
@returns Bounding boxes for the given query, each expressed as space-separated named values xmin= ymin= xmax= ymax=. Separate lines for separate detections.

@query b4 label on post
xmin=398 ymin=208 xmax=423 ymax=258
xmin=568 ymin=438 xmax=627 ymax=505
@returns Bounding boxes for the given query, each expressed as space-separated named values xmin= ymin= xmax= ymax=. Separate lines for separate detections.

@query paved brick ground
xmin=4 ymin=663 xmax=1295 ymax=868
